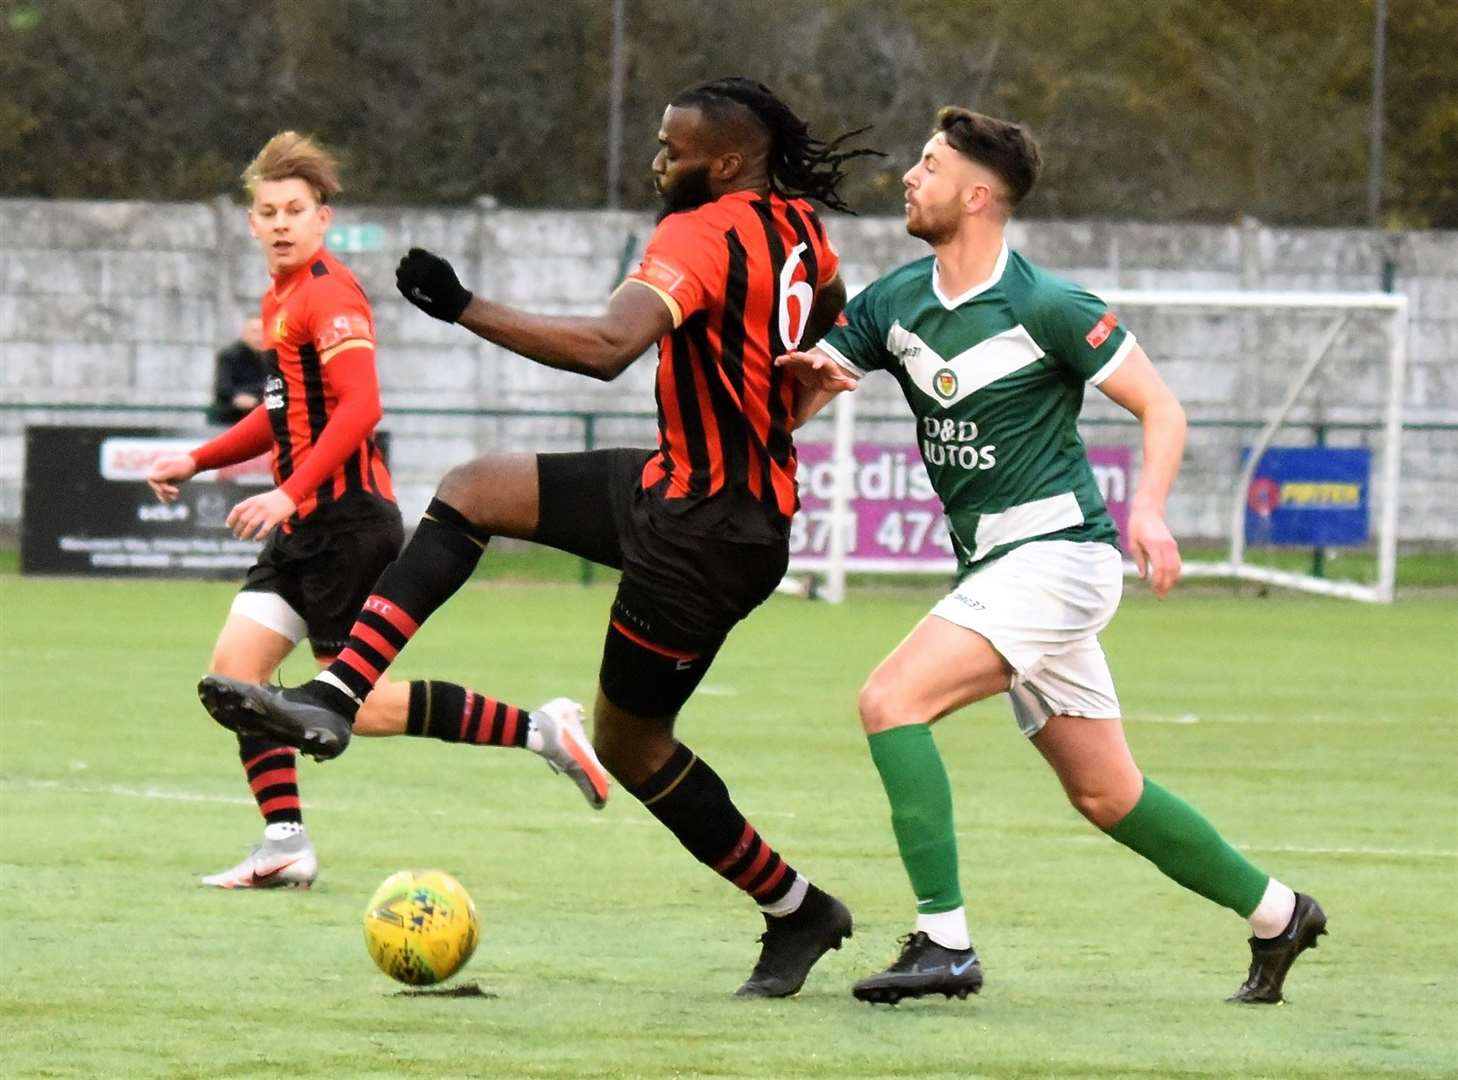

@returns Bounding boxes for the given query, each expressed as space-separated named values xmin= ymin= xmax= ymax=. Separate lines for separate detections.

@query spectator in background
xmin=208 ymin=316 xmax=265 ymax=425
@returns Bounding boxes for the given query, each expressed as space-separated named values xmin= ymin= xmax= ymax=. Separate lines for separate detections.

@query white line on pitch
xmin=2 ymin=777 xmax=802 ymax=828
xmin=1 ymin=777 xmax=255 ymax=806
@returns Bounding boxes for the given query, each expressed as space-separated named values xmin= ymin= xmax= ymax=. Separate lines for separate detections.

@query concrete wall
xmin=2 ymin=198 xmax=1455 ymax=542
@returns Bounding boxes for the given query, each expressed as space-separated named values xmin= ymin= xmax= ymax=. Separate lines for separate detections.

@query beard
xmin=905 ymin=201 xmax=959 ymax=246
xmin=655 ymin=166 xmax=714 ymax=221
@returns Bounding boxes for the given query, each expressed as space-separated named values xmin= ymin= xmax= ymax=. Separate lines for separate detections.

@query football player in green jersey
xmin=778 ymin=108 xmax=1326 ymax=1006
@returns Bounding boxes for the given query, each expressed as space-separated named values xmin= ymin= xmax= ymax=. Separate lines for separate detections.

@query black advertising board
xmin=21 ymin=426 xmax=272 ymax=578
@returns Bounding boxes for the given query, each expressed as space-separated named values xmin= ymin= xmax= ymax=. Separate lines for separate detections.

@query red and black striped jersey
xmin=258 ymin=247 xmax=394 ymax=524
xmin=626 ymin=190 xmax=840 ymax=535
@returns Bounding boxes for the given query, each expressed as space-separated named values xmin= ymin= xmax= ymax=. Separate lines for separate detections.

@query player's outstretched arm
xmin=776 ymin=346 xmax=860 ymax=429
xmin=149 ymin=404 xmax=273 ymax=502
xmin=1096 ymin=345 xmax=1187 ymax=597
xmin=146 ymin=454 xmax=197 ymax=503
xmin=396 ymin=247 xmax=672 ymax=380
xmin=776 ymin=347 xmax=860 ymax=393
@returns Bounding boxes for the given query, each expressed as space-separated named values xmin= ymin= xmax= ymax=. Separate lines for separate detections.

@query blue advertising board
xmin=1243 ymin=447 xmax=1371 ymax=547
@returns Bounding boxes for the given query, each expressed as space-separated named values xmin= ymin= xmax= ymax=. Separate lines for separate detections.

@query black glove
xmin=396 ymin=247 xmax=473 ymax=323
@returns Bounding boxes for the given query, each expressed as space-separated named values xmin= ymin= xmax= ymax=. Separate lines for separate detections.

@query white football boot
xmin=530 ymin=698 xmax=610 ymax=810
xmin=200 ymin=828 xmax=318 ymax=889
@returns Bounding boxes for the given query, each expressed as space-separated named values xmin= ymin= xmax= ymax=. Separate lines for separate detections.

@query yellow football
xmin=362 ymin=869 xmax=480 ymax=985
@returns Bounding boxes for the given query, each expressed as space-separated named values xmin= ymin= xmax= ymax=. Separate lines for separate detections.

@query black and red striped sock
xmin=322 ymin=498 xmax=491 ymax=709
xmin=405 ymin=681 xmax=530 ymax=747
xmin=240 ymin=739 xmax=301 ymax=825
xmin=629 ymin=743 xmax=798 ymax=909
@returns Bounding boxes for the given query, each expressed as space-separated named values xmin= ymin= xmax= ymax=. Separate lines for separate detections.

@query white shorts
xmin=930 ymin=540 xmax=1123 ymax=737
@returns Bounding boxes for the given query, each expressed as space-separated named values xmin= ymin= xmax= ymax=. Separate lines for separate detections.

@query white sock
xmin=1247 ymin=878 xmax=1297 ymax=938
xmin=917 ymin=907 xmax=971 ymax=950
xmin=760 ymin=873 xmax=809 ymax=917
xmin=524 ymin=713 xmax=545 ymax=753
xmin=264 ymin=821 xmax=304 ymax=842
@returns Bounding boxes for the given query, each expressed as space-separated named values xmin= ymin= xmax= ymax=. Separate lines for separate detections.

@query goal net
xmin=788 ymin=289 xmax=1410 ymax=603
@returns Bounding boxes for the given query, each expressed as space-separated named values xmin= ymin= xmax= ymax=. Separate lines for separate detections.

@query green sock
xmin=867 ymin=724 xmax=963 ymax=914
xmin=1106 ymin=777 xmax=1269 ymax=917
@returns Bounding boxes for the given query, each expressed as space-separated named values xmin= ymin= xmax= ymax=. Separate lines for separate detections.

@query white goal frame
xmin=792 ymin=289 xmax=1409 ymax=604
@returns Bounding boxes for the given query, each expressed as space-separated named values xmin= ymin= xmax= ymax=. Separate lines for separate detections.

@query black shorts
xmin=534 ymin=449 xmax=789 ymax=716
xmin=240 ymin=500 xmax=404 ymax=657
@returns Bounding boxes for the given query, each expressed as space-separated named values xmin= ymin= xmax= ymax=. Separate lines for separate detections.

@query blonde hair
xmin=242 ymin=131 xmax=342 ymax=204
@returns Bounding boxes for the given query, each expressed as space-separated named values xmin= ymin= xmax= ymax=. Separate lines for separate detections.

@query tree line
xmin=3 ymin=0 xmax=1454 ymax=227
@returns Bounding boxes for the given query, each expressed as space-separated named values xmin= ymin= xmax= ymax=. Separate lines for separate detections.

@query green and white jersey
xmin=818 ymin=242 xmax=1132 ymax=574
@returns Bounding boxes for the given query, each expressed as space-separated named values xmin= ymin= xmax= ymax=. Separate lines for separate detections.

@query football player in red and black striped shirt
xmin=201 ymin=79 xmax=879 ymax=996
xmin=150 ymin=133 xmax=607 ymax=890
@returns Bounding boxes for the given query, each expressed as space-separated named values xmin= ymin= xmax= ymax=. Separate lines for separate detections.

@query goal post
xmin=1103 ymin=289 xmax=1409 ymax=603
xmin=787 ymin=288 xmax=1410 ymax=604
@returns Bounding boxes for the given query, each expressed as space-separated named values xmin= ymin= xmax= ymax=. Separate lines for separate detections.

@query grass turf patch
xmin=1 ymin=568 xmax=1454 ymax=1078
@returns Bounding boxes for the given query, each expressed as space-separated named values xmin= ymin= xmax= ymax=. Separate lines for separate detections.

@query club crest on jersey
xmin=273 ymin=314 xmax=288 ymax=342
xmin=933 ymin=368 xmax=958 ymax=400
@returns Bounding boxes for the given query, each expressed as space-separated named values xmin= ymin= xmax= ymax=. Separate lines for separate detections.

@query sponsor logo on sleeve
xmin=1085 ymin=311 xmax=1118 ymax=349
xmin=638 ymin=255 xmax=686 ymax=294
xmin=316 ymin=312 xmax=374 ymax=350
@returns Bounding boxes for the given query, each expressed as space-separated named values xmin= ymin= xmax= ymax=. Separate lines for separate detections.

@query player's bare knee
xmin=205 ymin=651 xmax=273 ymax=684
xmin=434 ymin=454 xmax=536 ymax=534
xmin=1067 ymin=788 xmax=1133 ymax=830
xmin=434 ymin=460 xmax=492 ymax=518
xmin=859 ymin=677 xmax=915 ymax=734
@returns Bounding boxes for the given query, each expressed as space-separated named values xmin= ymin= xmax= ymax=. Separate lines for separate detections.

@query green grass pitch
xmin=1 ymin=563 xmax=1455 ymax=1078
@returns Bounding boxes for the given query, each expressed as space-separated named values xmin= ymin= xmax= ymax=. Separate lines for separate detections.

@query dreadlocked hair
xmin=671 ymin=77 xmax=883 ymax=214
